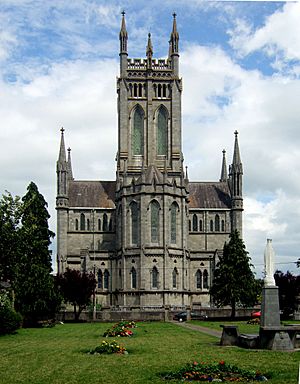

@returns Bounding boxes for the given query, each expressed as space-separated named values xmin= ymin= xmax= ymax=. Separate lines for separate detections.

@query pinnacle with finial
xmin=220 ymin=149 xmax=228 ymax=182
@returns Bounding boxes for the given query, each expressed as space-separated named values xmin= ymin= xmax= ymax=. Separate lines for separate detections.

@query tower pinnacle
xmin=232 ymin=130 xmax=241 ymax=166
xmin=170 ymin=12 xmax=179 ymax=54
xmin=119 ymin=11 xmax=128 ymax=54
xmin=220 ymin=149 xmax=228 ymax=182
xmin=58 ymin=127 xmax=67 ymax=163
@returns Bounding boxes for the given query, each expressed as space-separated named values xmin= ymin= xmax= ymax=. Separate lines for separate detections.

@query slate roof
xmin=68 ymin=180 xmax=116 ymax=208
xmin=188 ymin=182 xmax=231 ymax=209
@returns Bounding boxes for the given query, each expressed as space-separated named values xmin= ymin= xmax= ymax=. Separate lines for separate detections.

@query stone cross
xmin=264 ymin=238 xmax=276 ymax=286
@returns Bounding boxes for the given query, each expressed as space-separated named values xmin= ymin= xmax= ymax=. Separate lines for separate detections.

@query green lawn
xmin=0 ymin=322 xmax=299 ymax=383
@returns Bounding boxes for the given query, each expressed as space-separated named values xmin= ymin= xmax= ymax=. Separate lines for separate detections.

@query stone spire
xmin=169 ymin=13 xmax=179 ymax=76
xmin=119 ymin=11 xmax=128 ymax=76
xmin=170 ymin=13 xmax=179 ymax=54
xmin=58 ymin=127 xmax=67 ymax=163
xmin=119 ymin=10 xmax=128 ymax=54
xmin=67 ymin=147 xmax=74 ymax=180
xmin=232 ymin=130 xmax=242 ymax=167
xmin=220 ymin=149 xmax=228 ymax=182
xmin=146 ymin=33 xmax=153 ymax=69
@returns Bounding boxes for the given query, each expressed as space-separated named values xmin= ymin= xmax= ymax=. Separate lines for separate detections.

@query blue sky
xmin=1 ymin=0 xmax=300 ymax=276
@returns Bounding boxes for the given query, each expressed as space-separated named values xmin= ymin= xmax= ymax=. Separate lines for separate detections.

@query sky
xmin=1 ymin=0 xmax=300 ymax=277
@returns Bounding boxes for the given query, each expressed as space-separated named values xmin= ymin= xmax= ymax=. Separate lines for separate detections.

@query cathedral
xmin=56 ymin=14 xmax=243 ymax=309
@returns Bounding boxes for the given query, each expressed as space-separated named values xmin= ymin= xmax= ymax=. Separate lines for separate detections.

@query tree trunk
xmin=231 ymin=299 xmax=236 ymax=319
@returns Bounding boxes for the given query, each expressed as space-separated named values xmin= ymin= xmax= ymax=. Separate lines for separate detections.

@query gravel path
xmin=172 ymin=321 xmax=222 ymax=338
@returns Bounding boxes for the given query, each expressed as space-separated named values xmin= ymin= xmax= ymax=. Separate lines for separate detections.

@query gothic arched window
xmin=199 ymin=219 xmax=203 ymax=232
xmin=130 ymin=201 xmax=139 ymax=245
xmin=203 ymin=269 xmax=209 ymax=289
xmin=104 ymin=269 xmax=109 ymax=289
xmin=170 ymin=202 xmax=178 ymax=244
xmin=132 ymin=105 xmax=144 ymax=155
xmin=210 ymin=219 xmax=213 ymax=232
xmin=192 ymin=214 xmax=198 ymax=232
xmin=150 ymin=200 xmax=160 ymax=243
xmin=103 ymin=213 xmax=108 ymax=231
xmin=131 ymin=267 xmax=137 ymax=289
xmin=196 ymin=270 xmax=202 ymax=289
xmin=157 ymin=106 xmax=168 ymax=156
xmin=189 ymin=220 xmax=191 ymax=232
xmin=87 ymin=219 xmax=90 ymax=231
xmin=221 ymin=219 xmax=225 ymax=232
xmin=97 ymin=270 xmax=103 ymax=289
xmin=215 ymin=214 xmax=220 ymax=231
xmin=152 ymin=266 xmax=158 ymax=288
xmin=75 ymin=219 xmax=79 ymax=231
xmin=172 ymin=268 xmax=178 ymax=288
xmin=98 ymin=218 xmax=101 ymax=231
xmin=80 ymin=213 xmax=85 ymax=230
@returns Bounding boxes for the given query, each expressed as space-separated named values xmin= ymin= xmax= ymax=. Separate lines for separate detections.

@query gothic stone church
xmin=56 ymin=14 xmax=243 ymax=308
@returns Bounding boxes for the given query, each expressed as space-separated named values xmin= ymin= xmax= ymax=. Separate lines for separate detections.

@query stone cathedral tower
xmin=56 ymin=14 xmax=243 ymax=309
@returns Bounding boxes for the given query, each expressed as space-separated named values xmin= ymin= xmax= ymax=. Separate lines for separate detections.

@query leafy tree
xmin=14 ymin=182 xmax=60 ymax=325
xmin=274 ymin=270 xmax=300 ymax=318
xmin=0 ymin=192 xmax=22 ymax=283
xmin=210 ymin=230 xmax=259 ymax=318
xmin=57 ymin=268 xmax=96 ymax=321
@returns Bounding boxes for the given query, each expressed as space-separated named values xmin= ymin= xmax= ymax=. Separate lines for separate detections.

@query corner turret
xmin=56 ymin=127 xmax=68 ymax=205
xmin=229 ymin=131 xmax=243 ymax=235
xmin=169 ymin=13 xmax=179 ymax=76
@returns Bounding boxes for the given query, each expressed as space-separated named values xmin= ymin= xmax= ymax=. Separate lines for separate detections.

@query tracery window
xmin=150 ymin=200 xmax=160 ymax=243
xmin=203 ymin=269 xmax=209 ymax=289
xmin=196 ymin=270 xmax=202 ymax=289
xmin=157 ymin=106 xmax=168 ymax=156
xmin=130 ymin=201 xmax=139 ymax=245
xmin=132 ymin=105 xmax=144 ymax=155
xmin=192 ymin=214 xmax=198 ymax=232
xmin=80 ymin=213 xmax=85 ymax=230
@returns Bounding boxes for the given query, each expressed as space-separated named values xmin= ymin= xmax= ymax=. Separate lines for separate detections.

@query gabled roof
xmin=188 ymin=182 xmax=231 ymax=209
xmin=68 ymin=180 xmax=116 ymax=208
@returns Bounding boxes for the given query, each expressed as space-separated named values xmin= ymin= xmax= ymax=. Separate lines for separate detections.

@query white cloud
xmin=228 ymin=2 xmax=300 ymax=75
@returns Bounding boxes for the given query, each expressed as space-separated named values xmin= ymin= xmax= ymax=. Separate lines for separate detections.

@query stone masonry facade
xmin=56 ymin=14 xmax=243 ymax=309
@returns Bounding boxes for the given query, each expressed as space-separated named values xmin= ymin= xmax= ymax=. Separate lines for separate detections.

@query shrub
xmin=103 ymin=321 xmax=136 ymax=337
xmin=0 ymin=305 xmax=22 ymax=335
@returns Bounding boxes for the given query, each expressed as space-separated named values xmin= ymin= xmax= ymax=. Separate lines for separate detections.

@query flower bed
xmin=89 ymin=340 xmax=127 ymax=355
xmin=103 ymin=321 xmax=136 ymax=337
xmin=162 ymin=360 xmax=268 ymax=382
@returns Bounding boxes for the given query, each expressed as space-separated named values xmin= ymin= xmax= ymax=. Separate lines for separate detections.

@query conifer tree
xmin=14 ymin=182 xmax=59 ymax=325
xmin=210 ymin=230 xmax=259 ymax=318
xmin=0 ymin=192 xmax=21 ymax=283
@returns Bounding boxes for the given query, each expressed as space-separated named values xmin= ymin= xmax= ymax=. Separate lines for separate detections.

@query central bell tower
xmin=113 ymin=13 xmax=190 ymax=307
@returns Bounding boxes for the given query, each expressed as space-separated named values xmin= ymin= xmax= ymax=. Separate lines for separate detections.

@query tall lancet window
xmin=132 ymin=105 xmax=144 ymax=155
xmin=170 ymin=202 xmax=178 ymax=244
xmin=130 ymin=201 xmax=139 ymax=245
xmin=157 ymin=106 xmax=168 ymax=156
xmin=150 ymin=200 xmax=160 ymax=243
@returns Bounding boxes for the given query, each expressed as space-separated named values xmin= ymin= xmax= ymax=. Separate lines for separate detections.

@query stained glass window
xmin=98 ymin=270 xmax=103 ymax=289
xmin=132 ymin=106 xmax=144 ymax=155
xmin=150 ymin=200 xmax=160 ymax=243
xmin=157 ymin=106 xmax=167 ymax=155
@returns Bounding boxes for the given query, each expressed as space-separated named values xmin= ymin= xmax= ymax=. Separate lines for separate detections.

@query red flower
xmin=219 ymin=360 xmax=225 ymax=365
xmin=193 ymin=361 xmax=198 ymax=366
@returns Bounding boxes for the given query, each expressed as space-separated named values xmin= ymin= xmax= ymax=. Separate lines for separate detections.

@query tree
xmin=14 ymin=182 xmax=60 ymax=325
xmin=0 ymin=192 xmax=22 ymax=283
xmin=210 ymin=230 xmax=259 ymax=318
xmin=274 ymin=270 xmax=300 ymax=318
xmin=57 ymin=268 xmax=96 ymax=321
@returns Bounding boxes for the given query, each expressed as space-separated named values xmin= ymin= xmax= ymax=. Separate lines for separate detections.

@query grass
xmin=0 ymin=321 xmax=299 ymax=383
